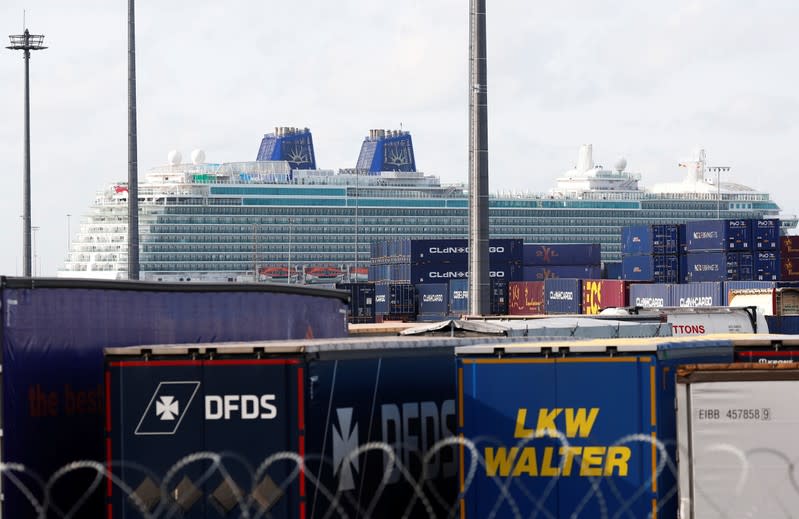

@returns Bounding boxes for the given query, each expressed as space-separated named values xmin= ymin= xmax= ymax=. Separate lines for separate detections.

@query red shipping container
xmin=509 ymin=281 xmax=545 ymax=315
xmin=782 ymin=254 xmax=799 ymax=281
xmin=781 ymin=236 xmax=799 ymax=255
xmin=582 ymin=279 xmax=629 ymax=314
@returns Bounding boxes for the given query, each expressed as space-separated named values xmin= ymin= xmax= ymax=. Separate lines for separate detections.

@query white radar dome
xmin=191 ymin=149 xmax=206 ymax=164
xmin=614 ymin=157 xmax=627 ymax=172
xmin=168 ymin=150 xmax=182 ymax=165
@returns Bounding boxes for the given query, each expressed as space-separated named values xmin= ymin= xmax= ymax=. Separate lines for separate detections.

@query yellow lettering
xmin=559 ymin=446 xmax=582 ymax=476
xmin=485 ymin=447 xmax=518 ymax=477
xmin=580 ymin=446 xmax=606 ymax=476
xmin=603 ymin=446 xmax=631 ymax=476
xmin=512 ymin=448 xmax=538 ymax=476
xmin=565 ymin=408 xmax=600 ymax=438
xmin=514 ymin=408 xmax=534 ymax=438
xmin=539 ymin=446 xmax=560 ymax=476
xmin=535 ymin=408 xmax=562 ymax=437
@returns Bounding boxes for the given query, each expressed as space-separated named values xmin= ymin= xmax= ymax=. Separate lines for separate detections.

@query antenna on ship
xmin=705 ymin=151 xmax=731 ymax=220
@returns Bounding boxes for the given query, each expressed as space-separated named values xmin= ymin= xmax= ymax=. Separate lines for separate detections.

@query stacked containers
xmin=685 ymin=220 xmax=754 ymax=282
xmin=781 ymin=236 xmax=799 ymax=280
xmin=750 ymin=219 xmax=781 ymax=280
xmin=508 ymin=281 xmax=545 ymax=315
xmin=621 ymin=224 xmax=682 ymax=283
xmin=521 ymin=243 xmax=601 ymax=280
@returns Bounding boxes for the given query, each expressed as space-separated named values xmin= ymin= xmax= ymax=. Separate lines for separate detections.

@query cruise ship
xmin=58 ymin=128 xmax=797 ymax=283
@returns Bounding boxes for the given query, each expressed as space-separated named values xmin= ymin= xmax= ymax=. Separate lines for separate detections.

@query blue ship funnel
xmin=356 ymin=129 xmax=417 ymax=174
xmin=256 ymin=126 xmax=317 ymax=170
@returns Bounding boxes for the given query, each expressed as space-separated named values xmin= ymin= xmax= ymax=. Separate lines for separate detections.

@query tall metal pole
xmin=468 ymin=0 xmax=490 ymax=315
xmin=7 ymin=29 xmax=46 ymax=277
xmin=127 ymin=0 xmax=140 ymax=279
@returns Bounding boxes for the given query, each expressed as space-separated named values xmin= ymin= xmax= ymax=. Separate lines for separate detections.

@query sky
xmin=1 ymin=0 xmax=798 ymax=276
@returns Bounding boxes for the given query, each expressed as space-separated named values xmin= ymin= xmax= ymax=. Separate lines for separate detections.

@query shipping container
xmin=686 ymin=252 xmax=751 ymax=282
xmin=416 ymin=282 xmax=450 ymax=317
xmin=686 ymin=219 xmax=751 ymax=251
xmin=336 ymin=282 xmax=376 ymax=323
xmin=751 ymin=218 xmax=780 ymax=250
xmin=490 ymin=281 xmax=510 ymax=315
xmin=754 ymin=250 xmax=780 ymax=280
xmin=676 ymin=360 xmax=799 ymax=518
xmin=622 ymin=254 xmax=680 ymax=283
xmin=603 ymin=261 xmax=623 ymax=280
xmin=374 ymin=283 xmax=416 ymax=317
xmin=600 ymin=306 xmax=766 ymax=335
xmin=457 ymin=336 xmax=734 ymax=519
xmin=781 ymin=254 xmax=799 ymax=280
xmin=508 ymin=281 xmax=546 ymax=315
xmin=411 ymin=260 xmax=522 ymax=285
xmin=727 ymin=287 xmax=799 ymax=317
xmin=105 ymin=336 xmax=542 ymax=519
xmin=781 ymin=235 xmax=799 ymax=255
xmin=0 ymin=277 xmax=349 ymax=518
xmin=582 ymin=279 xmax=629 ymax=314
xmin=671 ymin=281 xmax=723 ymax=307
xmin=723 ymin=280 xmax=799 ymax=305
xmin=622 ymin=224 xmax=681 ymax=255
xmin=679 ymin=223 xmax=687 ymax=254
xmin=406 ymin=238 xmax=523 ymax=264
xmin=522 ymin=243 xmax=601 ymax=266
xmin=764 ymin=315 xmax=799 ymax=334
xmin=543 ymin=278 xmax=582 ymax=314
xmin=522 ymin=264 xmax=601 ymax=281
xmin=629 ymin=283 xmax=672 ymax=308
xmin=449 ymin=279 xmax=469 ymax=315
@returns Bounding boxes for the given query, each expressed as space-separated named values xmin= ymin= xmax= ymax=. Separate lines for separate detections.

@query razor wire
xmin=2 ymin=431 xmax=795 ymax=519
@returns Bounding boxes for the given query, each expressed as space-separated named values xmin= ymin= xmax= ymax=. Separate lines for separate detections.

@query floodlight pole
xmin=128 ymin=0 xmax=140 ymax=279
xmin=7 ymin=29 xmax=47 ymax=277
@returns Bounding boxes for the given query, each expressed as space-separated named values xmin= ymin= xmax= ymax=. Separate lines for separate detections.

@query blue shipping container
xmin=0 ymin=277 xmax=349 ymax=518
xmin=754 ymin=250 xmax=780 ymax=281
xmin=604 ymin=262 xmax=623 ymax=280
xmin=671 ymin=281 xmax=723 ymax=307
xmin=523 ymin=265 xmax=601 ymax=281
xmin=543 ymin=278 xmax=582 ymax=314
xmin=686 ymin=252 xmax=752 ymax=282
xmin=751 ymin=219 xmax=780 ymax=250
xmin=522 ymin=243 xmax=601 ymax=266
xmin=408 ymin=238 xmax=523 ymax=264
xmin=411 ymin=260 xmax=522 ymax=284
xmin=416 ymin=283 xmax=450 ymax=316
xmin=337 ymin=282 xmax=376 ymax=323
xmin=622 ymin=255 xmax=680 ymax=283
xmin=457 ymin=338 xmax=734 ymax=519
xmin=622 ymin=224 xmax=681 ymax=255
xmin=449 ymin=279 xmax=469 ymax=314
xmin=630 ymin=283 xmax=672 ymax=308
xmin=686 ymin=219 xmax=751 ymax=251
xmin=375 ymin=283 xmax=417 ymax=315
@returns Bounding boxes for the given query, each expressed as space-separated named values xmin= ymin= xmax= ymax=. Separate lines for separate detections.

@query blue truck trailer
xmin=0 ymin=277 xmax=349 ymax=518
xmin=455 ymin=336 xmax=734 ymax=519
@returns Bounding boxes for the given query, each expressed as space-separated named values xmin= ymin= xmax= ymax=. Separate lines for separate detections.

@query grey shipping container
xmin=671 ymin=281 xmax=723 ymax=307
xmin=630 ymin=283 xmax=673 ymax=308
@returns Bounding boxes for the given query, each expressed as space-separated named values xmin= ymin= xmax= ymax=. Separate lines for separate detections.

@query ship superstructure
xmin=59 ymin=131 xmax=796 ymax=282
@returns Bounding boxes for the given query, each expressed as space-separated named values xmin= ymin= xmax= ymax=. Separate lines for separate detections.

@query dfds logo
xmin=135 ymin=381 xmax=278 ymax=436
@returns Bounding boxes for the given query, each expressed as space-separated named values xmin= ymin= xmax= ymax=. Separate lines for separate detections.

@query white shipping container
xmin=676 ymin=364 xmax=799 ymax=518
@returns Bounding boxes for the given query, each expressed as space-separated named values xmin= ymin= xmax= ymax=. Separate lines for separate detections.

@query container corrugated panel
xmin=723 ymin=280 xmax=779 ymax=305
xmin=409 ymin=238 xmax=523 ymax=264
xmin=754 ymin=250 xmax=780 ymax=281
xmin=686 ymin=219 xmax=751 ymax=251
xmin=416 ymin=283 xmax=450 ymax=315
xmin=671 ymin=281 xmax=723 ymax=307
xmin=782 ymin=254 xmax=799 ymax=280
xmin=623 ymin=255 xmax=680 ymax=282
xmin=687 ymin=252 xmax=736 ymax=282
xmin=458 ymin=337 xmax=734 ymax=519
xmin=0 ymin=277 xmax=349 ymax=518
xmin=621 ymin=225 xmax=654 ymax=255
xmin=630 ymin=283 xmax=672 ymax=308
xmin=449 ymin=279 xmax=469 ymax=314
xmin=678 ymin=223 xmax=687 ymax=254
xmin=508 ymin=281 xmax=545 ymax=315
xmin=375 ymin=283 xmax=417 ymax=315
xmin=337 ymin=282 xmax=376 ymax=323
xmin=764 ymin=315 xmax=799 ymax=334
xmin=751 ymin=219 xmax=780 ymax=250
xmin=781 ymin=236 xmax=799 ymax=255
xmin=522 ymin=265 xmax=601 ymax=281
xmin=604 ymin=262 xmax=623 ymax=280
xmin=411 ymin=260 xmax=521 ymax=284
xmin=582 ymin=279 xmax=629 ymax=314
xmin=491 ymin=281 xmax=509 ymax=315
xmin=544 ymin=278 xmax=582 ymax=314
xmin=522 ymin=243 xmax=601 ymax=266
